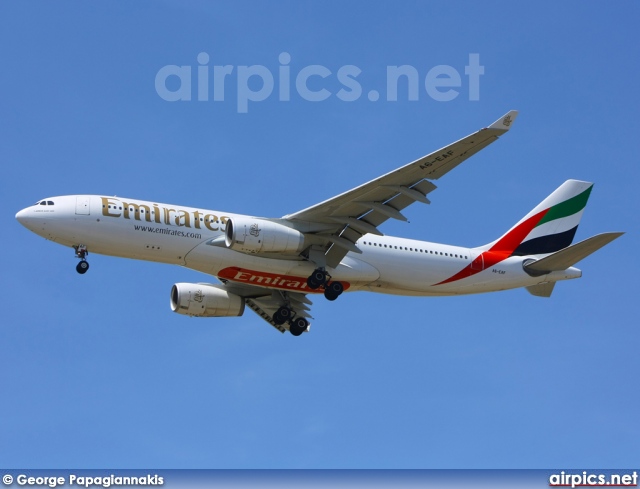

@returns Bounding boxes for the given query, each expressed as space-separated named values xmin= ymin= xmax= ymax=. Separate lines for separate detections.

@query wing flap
xmin=325 ymin=226 xmax=365 ymax=268
xmin=245 ymin=299 xmax=286 ymax=333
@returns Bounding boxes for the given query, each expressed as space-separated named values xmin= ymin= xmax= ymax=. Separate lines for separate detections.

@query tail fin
xmin=481 ymin=180 xmax=594 ymax=256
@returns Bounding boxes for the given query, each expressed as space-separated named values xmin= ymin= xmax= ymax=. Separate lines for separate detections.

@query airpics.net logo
xmin=155 ymin=52 xmax=484 ymax=113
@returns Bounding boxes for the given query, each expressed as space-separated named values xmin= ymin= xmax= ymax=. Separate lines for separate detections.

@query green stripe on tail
xmin=536 ymin=185 xmax=592 ymax=227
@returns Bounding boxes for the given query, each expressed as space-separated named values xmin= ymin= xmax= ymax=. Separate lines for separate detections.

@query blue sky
xmin=1 ymin=1 xmax=638 ymax=469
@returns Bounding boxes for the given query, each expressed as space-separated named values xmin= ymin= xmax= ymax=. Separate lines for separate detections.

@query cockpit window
xmin=47 ymin=201 xmax=54 ymax=205
xmin=40 ymin=201 xmax=47 ymax=206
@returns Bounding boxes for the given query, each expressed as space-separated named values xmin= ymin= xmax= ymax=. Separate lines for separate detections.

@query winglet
xmin=488 ymin=110 xmax=518 ymax=132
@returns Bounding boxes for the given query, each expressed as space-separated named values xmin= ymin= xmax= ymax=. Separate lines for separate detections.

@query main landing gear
xmin=289 ymin=317 xmax=309 ymax=337
xmin=272 ymin=306 xmax=292 ymax=326
xmin=74 ymin=245 xmax=90 ymax=275
xmin=272 ymin=306 xmax=310 ymax=337
xmin=306 ymin=268 xmax=344 ymax=301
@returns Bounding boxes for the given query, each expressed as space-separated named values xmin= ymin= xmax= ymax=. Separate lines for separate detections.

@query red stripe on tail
xmin=435 ymin=209 xmax=549 ymax=285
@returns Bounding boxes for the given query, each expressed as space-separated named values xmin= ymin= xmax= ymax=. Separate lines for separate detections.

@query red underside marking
xmin=218 ymin=266 xmax=351 ymax=293
xmin=435 ymin=208 xmax=549 ymax=285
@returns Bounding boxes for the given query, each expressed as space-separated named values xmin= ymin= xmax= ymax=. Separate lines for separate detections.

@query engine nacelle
xmin=170 ymin=283 xmax=245 ymax=317
xmin=225 ymin=216 xmax=304 ymax=254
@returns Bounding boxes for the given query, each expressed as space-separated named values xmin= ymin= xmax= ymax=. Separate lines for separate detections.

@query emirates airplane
xmin=15 ymin=111 xmax=622 ymax=336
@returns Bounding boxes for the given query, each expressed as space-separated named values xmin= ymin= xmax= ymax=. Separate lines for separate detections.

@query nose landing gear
xmin=76 ymin=260 xmax=90 ymax=274
xmin=74 ymin=245 xmax=89 ymax=274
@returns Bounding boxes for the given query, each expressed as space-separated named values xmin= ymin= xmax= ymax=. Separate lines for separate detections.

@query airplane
xmin=15 ymin=111 xmax=623 ymax=336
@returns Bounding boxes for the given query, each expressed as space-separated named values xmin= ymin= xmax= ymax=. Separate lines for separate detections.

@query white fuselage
xmin=15 ymin=195 xmax=581 ymax=296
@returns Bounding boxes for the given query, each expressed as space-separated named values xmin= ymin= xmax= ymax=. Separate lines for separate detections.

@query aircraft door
xmin=75 ymin=196 xmax=90 ymax=215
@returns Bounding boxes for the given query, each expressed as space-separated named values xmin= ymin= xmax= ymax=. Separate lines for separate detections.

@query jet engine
xmin=225 ymin=216 xmax=304 ymax=254
xmin=170 ymin=283 xmax=245 ymax=317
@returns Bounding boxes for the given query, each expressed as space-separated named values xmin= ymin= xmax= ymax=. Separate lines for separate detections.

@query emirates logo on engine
xmin=249 ymin=223 xmax=261 ymax=237
xmin=218 ymin=267 xmax=351 ymax=293
xmin=193 ymin=290 xmax=204 ymax=302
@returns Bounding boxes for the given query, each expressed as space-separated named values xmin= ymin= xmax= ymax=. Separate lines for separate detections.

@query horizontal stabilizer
xmin=526 ymin=282 xmax=556 ymax=297
xmin=524 ymin=232 xmax=624 ymax=275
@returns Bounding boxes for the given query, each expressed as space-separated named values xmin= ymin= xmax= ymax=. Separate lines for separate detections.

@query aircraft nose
xmin=15 ymin=207 xmax=33 ymax=227
xmin=16 ymin=207 xmax=28 ymax=223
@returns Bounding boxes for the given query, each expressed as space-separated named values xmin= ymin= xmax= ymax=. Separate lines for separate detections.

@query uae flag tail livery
xmin=486 ymin=179 xmax=593 ymax=257
xmin=438 ymin=180 xmax=622 ymax=290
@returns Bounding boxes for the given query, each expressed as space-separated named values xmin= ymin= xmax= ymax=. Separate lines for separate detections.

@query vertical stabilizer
xmin=481 ymin=180 xmax=593 ymax=256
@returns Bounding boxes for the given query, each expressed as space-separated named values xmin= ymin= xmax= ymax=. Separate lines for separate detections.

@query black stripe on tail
xmin=511 ymin=226 xmax=578 ymax=256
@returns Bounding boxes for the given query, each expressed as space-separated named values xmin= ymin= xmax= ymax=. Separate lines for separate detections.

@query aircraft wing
xmin=283 ymin=111 xmax=518 ymax=268
xmin=218 ymin=280 xmax=313 ymax=334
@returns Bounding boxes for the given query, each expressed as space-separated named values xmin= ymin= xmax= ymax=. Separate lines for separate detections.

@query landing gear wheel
xmin=273 ymin=306 xmax=292 ymax=326
xmin=289 ymin=317 xmax=309 ymax=336
xmin=324 ymin=281 xmax=344 ymax=301
xmin=307 ymin=268 xmax=328 ymax=290
xmin=76 ymin=260 xmax=89 ymax=274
